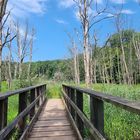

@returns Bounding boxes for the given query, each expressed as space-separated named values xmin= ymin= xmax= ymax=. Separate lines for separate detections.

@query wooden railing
xmin=62 ymin=85 xmax=140 ymax=140
xmin=0 ymin=84 xmax=47 ymax=140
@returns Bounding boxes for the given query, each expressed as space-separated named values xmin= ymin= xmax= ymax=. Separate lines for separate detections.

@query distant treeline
xmin=2 ymin=30 xmax=140 ymax=85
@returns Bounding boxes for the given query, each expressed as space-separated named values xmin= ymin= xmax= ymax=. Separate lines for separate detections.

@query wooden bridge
xmin=0 ymin=84 xmax=140 ymax=140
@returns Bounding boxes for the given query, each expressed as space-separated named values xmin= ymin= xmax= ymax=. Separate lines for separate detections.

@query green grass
xmin=83 ymin=84 xmax=140 ymax=140
xmin=1 ymin=81 xmax=140 ymax=140
xmin=47 ymin=82 xmax=62 ymax=98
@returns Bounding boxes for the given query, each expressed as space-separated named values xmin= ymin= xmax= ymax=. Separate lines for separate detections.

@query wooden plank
xmin=38 ymin=117 xmax=67 ymax=121
xmin=27 ymin=99 xmax=78 ymax=140
xmin=28 ymin=135 xmax=77 ymax=140
xmin=90 ymin=96 xmax=104 ymax=136
xmin=30 ymin=130 xmax=74 ymax=137
xmin=75 ymin=90 xmax=84 ymax=137
xmin=30 ymin=89 xmax=36 ymax=120
xmin=32 ymin=126 xmax=72 ymax=132
xmin=0 ymin=98 xmax=8 ymax=130
xmin=0 ymin=84 xmax=46 ymax=100
xmin=63 ymin=92 xmax=105 ymax=140
xmin=0 ymin=94 xmax=42 ymax=140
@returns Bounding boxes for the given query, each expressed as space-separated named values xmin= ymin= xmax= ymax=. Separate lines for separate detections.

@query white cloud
xmin=121 ymin=9 xmax=134 ymax=14
xmin=110 ymin=0 xmax=126 ymax=4
xmin=55 ymin=19 xmax=68 ymax=24
xmin=59 ymin=0 xmax=75 ymax=8
xmin=7 ymin=0 xmax=48 ymax=18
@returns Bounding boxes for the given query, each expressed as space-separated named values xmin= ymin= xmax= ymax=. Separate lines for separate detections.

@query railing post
xmin=40 ymin=86 xmax=43 ymax=104
xmin=76 ymin=90 xmax=84 ymax=137
xmin=36 ymin=87 xmax=40 ymax=107
xmin=67 ymin=88 xmax=72 ymax=112
xmin=90 ymin=96 xmax=104 ymax=136
xmin=71 ymin=88 xmax=75 ymax=120
xmin=30 ymin=89 xmax=35 ymax=120
xmin=63 ymin=86 xmax=68 ymax=108
xmin=0 ymin=98 xmax=8 ymax=130
xmin=18 ymin=92 xmax=27 ymax=136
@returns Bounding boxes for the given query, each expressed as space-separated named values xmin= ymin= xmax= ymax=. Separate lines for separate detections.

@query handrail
xmin=0 ymin=84 xmax=47 ymax=140
xmin=62 ymin=84 xmax=140 ymax=140
xmin=0 ymin=84 xmax=45 ymax=100
xmin=63 ymin=85 xmax=140 ymax=115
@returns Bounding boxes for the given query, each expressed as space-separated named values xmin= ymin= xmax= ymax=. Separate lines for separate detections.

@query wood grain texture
xmin=28 ymin=99 xmax=78 ymax=140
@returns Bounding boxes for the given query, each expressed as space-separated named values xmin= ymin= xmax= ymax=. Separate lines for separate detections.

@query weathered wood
xmin=30 ymin=89 xmax=36 ymax=120
xmin=28 ymin=135 xmax=77 ymax=140
xmin=19 ymin=97 xmax=46 ymax=140
xmin=36 ymin=87 xmax=40 ymax=107
xmin=63 ymin=92 xmax=105 ymax=140
xmin=18 ymin=92 xmax=28 ymax=136
xmin=0 ymin=94 xmax=42 ymax=140
xmin=90 ymin=97 xmax=104 ymax=136
xmin=62 ymin=97 xmax=83 ymax=140
xmin=67 ymin=88 xmax=72 ymax=113
xmin=27 ymin=99 xmax=78 ymax=140
xmin=63 ymin=85 xmax=140 ymax=115
xmin=0 ymin=84 xmax=46 ymax=140
xmin=75 ymin=90 xmax=84 ymax=137
xmin=0 ymin=84 xmax=45 ymax=100
xmin=71 ymin=88 xmax=76 ymax=119
xmin=0 ymin=98 xmax=8 ymax=130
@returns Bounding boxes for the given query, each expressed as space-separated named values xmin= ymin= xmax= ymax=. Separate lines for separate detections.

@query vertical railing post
xmin=18 ymin=92 xmax=27 ymax=135
xmin=30 ymin=89 xmax=35 ymax=120
xmin=76 ymin=90 xmax=84 ymax=137
xmin=44 ymin=84 xmax=47 ymax=101
xmin=0 ymin=98 xmax=8 ymax=130
xmin=63 ymin=85 xmax=68 ymax=108
xmin=71 ymin=88 xmax=75 ymax=120
xmin=67 ymin=88 xmax=72 ymax=112
xmin=36 ymin=87 xmax=40 ymax=107
xmin=90 ymin=96 xmax=104 ymax=136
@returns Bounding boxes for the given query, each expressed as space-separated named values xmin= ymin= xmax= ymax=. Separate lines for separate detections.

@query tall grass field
xmin=1 ymin=82 xmax=140 ymax=140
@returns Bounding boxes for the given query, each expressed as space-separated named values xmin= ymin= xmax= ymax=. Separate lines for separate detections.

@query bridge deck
xmin=28 ymin=99 xmax=78 ymax=140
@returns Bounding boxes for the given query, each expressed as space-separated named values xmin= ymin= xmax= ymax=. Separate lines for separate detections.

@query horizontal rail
xmin=0 ymin=84 xmax=47 ymax=140
xmin=62 ymin=90 xmax=105 ymax=140
xmin=0 ymin=84 xmax=45 ymax=100
xmin=62 ymin=84 xmax=140 ymax=140
xmin=63 ymin=85 xmax=140 ymax=115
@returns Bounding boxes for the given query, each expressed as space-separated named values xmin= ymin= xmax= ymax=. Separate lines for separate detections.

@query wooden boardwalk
xmin=28 ymin=99 xmax=78 ymax=140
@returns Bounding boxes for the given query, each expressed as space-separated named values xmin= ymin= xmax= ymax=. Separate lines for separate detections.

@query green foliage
xmin=83 ymin=84 xmax=140 ymax=140
xmin=47 ymin=82 xmax=62 ymax=98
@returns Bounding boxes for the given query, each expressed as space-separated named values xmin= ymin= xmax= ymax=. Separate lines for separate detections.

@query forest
xmin=0 ymin=0 xmax=140 ymax=140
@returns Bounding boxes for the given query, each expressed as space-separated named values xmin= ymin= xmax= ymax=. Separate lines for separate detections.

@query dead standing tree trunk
xmin=66 ymin=31 xmax=80 ymax=85
xmin=28 ymin=28 xmax=35 ymax=86
xmin=0 ymin=0 xmax=8 ymax=91
xmin=115 ymin=15 xmax=131 ymax=84
xmin=74 ymin=0 xmax=114 ymax=87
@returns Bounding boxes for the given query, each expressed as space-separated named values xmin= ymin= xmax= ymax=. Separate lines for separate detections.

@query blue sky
xmin=6 ymin=0 xmax=140 ymax=61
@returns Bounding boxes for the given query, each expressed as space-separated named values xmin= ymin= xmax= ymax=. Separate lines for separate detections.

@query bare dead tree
xmin=132 ymin=34 xmax=140 ymax=71
xmin=0 ymin=0 xmax=16 ymax=91
xmin=16 ymin=21 xmax=29 ymax=80
xmin=115 ymin=14 xmax=131 ymax=84
xmin=28 ymin=28 xmax=35 ymax=86
xmin=73 ymin=0 xmax=115 ymax=86
xmin=66 ymin=31 xmax=80 ymax=85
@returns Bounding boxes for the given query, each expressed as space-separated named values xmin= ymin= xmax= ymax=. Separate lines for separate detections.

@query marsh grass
xmin=1 ymin=81 xmax=140 ymax=139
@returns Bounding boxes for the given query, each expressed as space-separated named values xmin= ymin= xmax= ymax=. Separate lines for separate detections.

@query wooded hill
xmin=2 ymin=29 xmax=140 ymax=87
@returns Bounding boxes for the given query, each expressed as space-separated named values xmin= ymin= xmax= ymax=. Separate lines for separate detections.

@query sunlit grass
xmin=1 ymin=81 xmax=140 ymax=139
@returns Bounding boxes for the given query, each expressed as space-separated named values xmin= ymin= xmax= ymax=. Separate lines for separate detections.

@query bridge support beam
xmin=18 ymin=92 xmax=27 ymax=137
xmin=0 ymin=98 xmax=8 ymax=130
xmin=76 ymin=91 xmax=84 ymax=137
xmin=90 ymin=97 xmax=104 ymax=136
